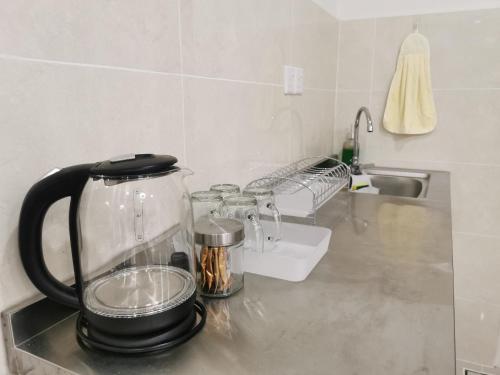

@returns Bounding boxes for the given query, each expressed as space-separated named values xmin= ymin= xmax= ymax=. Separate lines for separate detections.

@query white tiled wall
xmin=4 ymin=2 xmax=497 ymax=373
xmin=0 ymin=1 xmax=337 ymax=373
xmin=334 ymin=9 xmax=500 ymax=374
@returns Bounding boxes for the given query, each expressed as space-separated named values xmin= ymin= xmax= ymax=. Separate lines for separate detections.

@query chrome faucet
xmin=351 ymin=106 xmax=373 ymax=175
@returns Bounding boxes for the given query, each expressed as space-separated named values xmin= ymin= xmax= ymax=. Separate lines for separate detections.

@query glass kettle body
xmin=18 ymin=154 xmax=205 ymax=353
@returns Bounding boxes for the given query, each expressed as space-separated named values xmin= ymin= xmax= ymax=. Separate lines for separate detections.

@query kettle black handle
xmin=19 ymin=164 xmax=94 ymax=309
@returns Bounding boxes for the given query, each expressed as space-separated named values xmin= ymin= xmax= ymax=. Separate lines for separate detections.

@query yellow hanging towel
xmin=383 ymin=32 xmax=437 ymax=134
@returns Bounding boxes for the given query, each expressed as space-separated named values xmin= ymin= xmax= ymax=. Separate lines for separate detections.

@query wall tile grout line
xmin=386 ymin=88 xmax=500 ymax=93
xmin=0 ymin=53 xmax=338 ymax=95
xmin=433 ymin=87 xmax=500 ymax=92
xmin=302 ymin=86 xmax=336 ymax=92
xmin=0 ymin=53 xmax=184 ymax=77
xmin=367 ymin=18 xmax=377 ymax=109
xmin=373 ymin=158 xmax=500 ymax=168
xmin=339 ymin=88 xmax=500 ymax=93
xmin=332 ymin=18 xmax=342 ymax=151
xmin=454 ymin=231 xmax=500 ymax=240
xmin=334 ymin=5 xmax=500 ymax=22
xmin=290 ymin=0 xmax=295 ymax=68
xmin=176 ymin=0 xmax=188 ymax=165
xmin=337 ymin=88 xmax=376 ymax=93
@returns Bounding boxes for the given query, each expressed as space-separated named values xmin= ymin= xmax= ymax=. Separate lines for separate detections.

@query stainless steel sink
xmin=361 ymin=168 xmax=430 ymax=198
xmin=305 ymin=159 xmax=444 ymax=200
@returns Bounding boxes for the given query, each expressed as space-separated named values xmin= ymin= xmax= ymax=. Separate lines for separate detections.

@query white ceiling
xmin=314 ymin=0 xmax=500 ymax=19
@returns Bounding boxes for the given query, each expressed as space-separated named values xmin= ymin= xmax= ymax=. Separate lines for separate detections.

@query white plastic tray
xmin=244 ymin=221 xmax=332 ymax=282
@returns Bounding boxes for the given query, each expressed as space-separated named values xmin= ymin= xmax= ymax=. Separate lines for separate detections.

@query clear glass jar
xmin=242 ymin=187 xmax=281 ymax=250
xmin=191 ymin=190 xmax=222 ymax=222
xmin=195 ymin=217 xmax=245 ymax=298
xmin=220 ymin=195 xmax=264 ymax=253
xmin=209 ymin=184 xmax=240 ymax=198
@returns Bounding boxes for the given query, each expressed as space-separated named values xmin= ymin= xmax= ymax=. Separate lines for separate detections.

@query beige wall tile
xmin=0 ymin=58 xmax=184 ymax=306
xmin=181 ymin=0 xmax=291 ymax=83
xmin=362 ymin=90 xmax=500 ymax=165
xmin=183 ymin=80 xmax=336 ymax=193
xmin=183 ymin=77 xmax=294 ymax=191
xmin=372 ymin=16 xmax=416 ymax=92
xmin=337 ymin=19 xmax=376 ymax=90
xmin=455 ymin=298 xmax=500 ymax=367
xmin=453 ymin=232 xmax=500 ymax=306
xmin=290 ymin=89 xmax=336 ymax=157
xmin=433 ymin=90 xmax=500 ymax=164
xmin=0 ymin=0 xmax=181 ymax=72
xmin=421 ymin=9 xmax=500 ymax=89
xmin=291 ymin=0 xmax=338 ymax=89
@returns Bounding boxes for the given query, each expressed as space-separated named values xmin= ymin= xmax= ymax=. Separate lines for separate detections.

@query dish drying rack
xmin=245 ymin=156 xmax=350 ymax=221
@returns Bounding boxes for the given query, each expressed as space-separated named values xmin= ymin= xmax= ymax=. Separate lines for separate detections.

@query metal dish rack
xmin=245 ymin=156 xmax=350 ymax=221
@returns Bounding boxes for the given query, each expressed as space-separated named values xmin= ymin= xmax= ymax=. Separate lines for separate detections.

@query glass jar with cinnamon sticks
xmin=194 ymin=216 xmax=245 ymax=298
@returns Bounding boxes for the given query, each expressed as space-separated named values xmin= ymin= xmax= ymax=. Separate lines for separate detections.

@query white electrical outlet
xmin=283 ymin=65 xmax=304 ymax=95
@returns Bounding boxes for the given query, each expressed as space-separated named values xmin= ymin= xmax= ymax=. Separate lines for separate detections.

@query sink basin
xmin=369 ymin=175 xmax=423 ymax=198
xmin=362 ymin=168 xmax=430 ymax=198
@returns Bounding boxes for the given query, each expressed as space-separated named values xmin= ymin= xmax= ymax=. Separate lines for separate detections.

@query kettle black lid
xmin=90 ymin=154 xmax=178 ymax=178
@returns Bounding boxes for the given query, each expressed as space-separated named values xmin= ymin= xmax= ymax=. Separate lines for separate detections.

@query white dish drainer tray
xmin=244 ymin=220 xmax=332 ymax=282
xmin=245 ymin=156 xmax=350 ymax=221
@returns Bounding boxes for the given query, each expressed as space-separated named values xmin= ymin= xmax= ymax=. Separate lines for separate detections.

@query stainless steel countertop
xmin=6 ymin=169 xmax=455 ymax=375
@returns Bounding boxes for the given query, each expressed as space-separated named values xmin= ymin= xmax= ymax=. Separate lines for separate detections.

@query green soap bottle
xmin=341 ymin=128 xmax=354 ymax=165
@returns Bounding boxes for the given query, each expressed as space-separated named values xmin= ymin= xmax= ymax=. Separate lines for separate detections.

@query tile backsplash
xmin=0 ymin=1 xmax=337 ymax=373
xmin=0 ymin=0 xmax=182 ymax=72
xmin=334 ymin=8 xmax=500 ymax=373
xmin=2 ymin=1 xmax=500 ymax=373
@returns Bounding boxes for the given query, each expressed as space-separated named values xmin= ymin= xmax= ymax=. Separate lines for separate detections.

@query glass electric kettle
xmin=18 ymin=154 xmax=206 ymax=354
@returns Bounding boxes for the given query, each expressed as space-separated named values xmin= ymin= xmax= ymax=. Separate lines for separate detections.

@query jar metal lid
xmin=194 ymin=217 xmax=244 ymax=247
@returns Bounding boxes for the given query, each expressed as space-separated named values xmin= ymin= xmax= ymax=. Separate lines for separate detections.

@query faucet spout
xmin=351 ymin=106 xmax=373 ymax=175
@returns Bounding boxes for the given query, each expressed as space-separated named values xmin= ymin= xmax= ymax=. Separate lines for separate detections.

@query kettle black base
xmin=84 ymin=291 xmax=198 ymax=337
xmin=76 ymin=300 xmax=206 ymax=354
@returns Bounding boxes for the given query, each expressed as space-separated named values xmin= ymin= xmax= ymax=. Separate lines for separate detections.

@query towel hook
xmin=413 ymin=16 xmax=421 ymax=33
